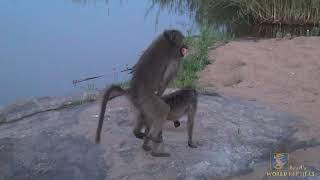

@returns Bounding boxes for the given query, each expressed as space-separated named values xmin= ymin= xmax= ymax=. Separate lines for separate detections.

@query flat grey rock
xmin=0 ymin=91 xmax=101 ymax=124
xmin=0 ymin=92 xmax=319 ymax=180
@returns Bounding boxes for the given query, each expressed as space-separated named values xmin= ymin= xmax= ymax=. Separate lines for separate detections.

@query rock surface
xmin=0 ymin=91 xmax=100 ymax=124
xmin=0 ymin=92 xmax=319 ymax=180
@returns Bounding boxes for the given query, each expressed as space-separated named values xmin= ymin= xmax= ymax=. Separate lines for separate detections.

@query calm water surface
xmin=0 ymin=0 xmax=194 ymax=106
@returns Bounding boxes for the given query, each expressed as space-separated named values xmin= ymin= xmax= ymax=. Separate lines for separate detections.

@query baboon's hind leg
xmin=142 ymin=125 xmax=151 ymax=151
xmin=140 ymin=94 xmax=170 ymax=157
xmin=187 ymin=104 xmax=197 ymax=148
xmin=142 ymin=128 xmax=164 ymax=152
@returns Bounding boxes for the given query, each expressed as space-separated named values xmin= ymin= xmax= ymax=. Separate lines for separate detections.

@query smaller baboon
xmin=96 ymin=86 xmax=198 ymax=150
xmin=133 ymin=88 xmax=198 ymax=151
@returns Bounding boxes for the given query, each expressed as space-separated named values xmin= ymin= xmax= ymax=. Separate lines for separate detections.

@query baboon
xmin=98 ymin=86 xmax=198 ymax=149
xmin=96 ymin=30 xmax=188 ymax=157
xmin=134 ymin=88 xmax=198 ymax=151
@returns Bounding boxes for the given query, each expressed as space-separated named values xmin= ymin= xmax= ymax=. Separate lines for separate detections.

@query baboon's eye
xmin=172 ymin=35 xmax=176 ymax=41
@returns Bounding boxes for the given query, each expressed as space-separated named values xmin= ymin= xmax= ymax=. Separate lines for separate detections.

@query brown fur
xmin=136 ymin=88 xmax=199 ymax=151
xmin=95 ymin=30 xmax=188 ymax=157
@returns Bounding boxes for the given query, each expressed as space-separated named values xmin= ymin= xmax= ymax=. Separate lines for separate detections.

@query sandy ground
xmin=199 ymin=36 xmax=320 ymax=179
xmin=199 ymin=36 xmax=320 ymax=135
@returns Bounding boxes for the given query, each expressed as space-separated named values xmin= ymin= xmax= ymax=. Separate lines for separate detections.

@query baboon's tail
xmin=95 ymin=85 xmax=126 ymax=143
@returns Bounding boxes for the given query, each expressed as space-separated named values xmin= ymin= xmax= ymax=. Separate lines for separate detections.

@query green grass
xmin=171 ymin=24 xmax=231 ymax=88
xmin=228 ymin=0 xmax=320 ymax=25
xmin=151 ymin=0 xmax=320 ymax=26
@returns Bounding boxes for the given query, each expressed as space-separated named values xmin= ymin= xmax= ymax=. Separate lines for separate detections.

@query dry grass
xmin=230 ymin=0 xmax=320 ymax=25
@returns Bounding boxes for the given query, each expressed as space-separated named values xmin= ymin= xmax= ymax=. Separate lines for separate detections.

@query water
xmin=0 ymin=0 xmax=194 ymax=106
xmin=1 ymin=0 xmax=319 ymax=106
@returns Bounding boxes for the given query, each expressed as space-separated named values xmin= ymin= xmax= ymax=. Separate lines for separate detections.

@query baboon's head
xmin=163 ymin=29 xmax=188 ymax=57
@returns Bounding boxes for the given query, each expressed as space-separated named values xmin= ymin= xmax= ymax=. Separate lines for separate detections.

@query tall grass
xmin=150 ymin=0 xmax=320 ymax=26
xmin=231 ymin=0 xmax=320 ymax=25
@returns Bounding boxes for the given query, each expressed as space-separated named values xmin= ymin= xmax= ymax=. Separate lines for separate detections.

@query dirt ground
xmin=199 ymin=36 xmax=320 ymax=134
xmin=198 ymin=36 xmax=320 ymax=179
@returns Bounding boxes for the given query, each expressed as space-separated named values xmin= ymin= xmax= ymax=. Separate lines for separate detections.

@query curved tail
xmin=95 ymin=85 xmax=127 ymax=143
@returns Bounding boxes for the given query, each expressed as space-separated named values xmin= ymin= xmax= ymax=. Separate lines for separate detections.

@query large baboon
xmin=96 ymin=30 xmax=188 ymax=157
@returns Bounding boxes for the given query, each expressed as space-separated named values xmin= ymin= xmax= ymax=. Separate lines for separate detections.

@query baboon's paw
xmin=95 ymin=136 xmax=101 ymax=143
xmin=142 ymin=144 xmax=151 ymax=151
xmin=188 ymin=141 xmax=198 ymax=148
xmin=134 ymin=132 xmax=146 ymax=139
